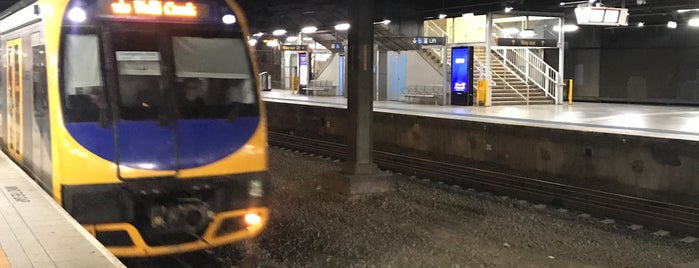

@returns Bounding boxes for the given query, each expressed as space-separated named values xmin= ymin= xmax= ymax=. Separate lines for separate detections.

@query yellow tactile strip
xmin=0 ymin=247 xmax=10 ymax=268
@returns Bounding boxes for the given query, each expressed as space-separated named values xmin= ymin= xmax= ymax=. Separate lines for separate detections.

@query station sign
xmin=410 ymin=36 xmax=445 ymax=46
xmin=329 ymin=43 xmax=344 ymax=52
xmin=281 ymin=45 xmax=308 ymax=51
xmin=497 ymin=38 xmax=557 ymax=47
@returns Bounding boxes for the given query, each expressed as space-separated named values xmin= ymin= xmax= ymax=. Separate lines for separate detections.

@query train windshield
xmin=113 ymin=30 xmax=257 ymax=121
xmin=61 ymin=27 xmax=257 ymax=123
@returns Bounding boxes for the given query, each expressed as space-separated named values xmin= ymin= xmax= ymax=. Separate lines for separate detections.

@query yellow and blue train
xmin=0 ymin=0 xmax=269 ymax=257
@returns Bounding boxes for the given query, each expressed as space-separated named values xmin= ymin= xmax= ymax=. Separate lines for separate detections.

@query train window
xmin=113 ymin=31 xmax=164 ymax=121
xmin=32 ymin=45 xmax=48 ymax=117
xmin=172 ymin=37 xmax=257 ymax=119
xmin=62 ymin=34 xmax=108 ymax=123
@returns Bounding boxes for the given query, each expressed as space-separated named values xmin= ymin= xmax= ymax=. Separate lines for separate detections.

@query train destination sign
xmin=111 ymin=0 xmax=199 ymax=17
xmin=497 ymin=38 xmax=557 ymax=47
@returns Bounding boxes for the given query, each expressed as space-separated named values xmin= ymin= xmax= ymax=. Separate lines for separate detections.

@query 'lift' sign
xmin=111 ymin=0 xmax=198 ymax=17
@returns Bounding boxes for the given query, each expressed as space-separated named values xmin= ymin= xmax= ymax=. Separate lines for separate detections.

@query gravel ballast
xmin=255 ymin=148 xmax=699 ymax=267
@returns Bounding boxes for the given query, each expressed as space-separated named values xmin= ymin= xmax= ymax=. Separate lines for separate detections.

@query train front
xmin=46 ymin=0 xmax=269 ymax=257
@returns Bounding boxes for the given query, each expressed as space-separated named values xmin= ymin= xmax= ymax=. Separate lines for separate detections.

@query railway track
xmin=270 ymin=132 xmax=699 ymax=237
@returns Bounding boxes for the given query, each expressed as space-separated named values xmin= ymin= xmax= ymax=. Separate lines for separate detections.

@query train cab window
xmin=113 ymin=31 xmax=164 ymax=121
xmin=172 ymin=37 xmax=257 ymax=119
xmin=62 ymin=34 xmax=108 ymax=123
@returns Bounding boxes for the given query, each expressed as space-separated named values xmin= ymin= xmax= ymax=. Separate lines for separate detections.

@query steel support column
xmin=328 ymin=0 xmax=395 ymax=195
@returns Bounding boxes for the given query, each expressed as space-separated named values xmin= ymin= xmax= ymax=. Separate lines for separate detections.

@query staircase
xmin=473 ymin=47 xmax=555 ymax=105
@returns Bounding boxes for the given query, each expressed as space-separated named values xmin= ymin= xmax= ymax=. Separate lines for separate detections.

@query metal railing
xmin=490 ymin=24 xmax=559 ymax=100
xmin=492 ymin=47 xmax=558 ymax=100
xmin=474 ymin=49 xmax=528 ymax=102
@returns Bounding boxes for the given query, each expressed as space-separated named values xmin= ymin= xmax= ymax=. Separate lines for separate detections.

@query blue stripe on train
xmin=65 ymin=117 xmax=260 ymax=170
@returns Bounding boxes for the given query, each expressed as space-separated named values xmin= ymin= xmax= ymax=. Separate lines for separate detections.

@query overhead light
xmin=637 ymin=22 xmax=645 ymax=27
xmin=335 ymin=23 xmax=350 ymax=31
xmin=222 ymin=14 xmax=236 ymax=25
xmin=678 ymin=8 xmax=699 ymax=13
xmin=286 ymin=36 xmax=298 ymax=42
xmin=504 ymin=7 xmax=513 ymax=13
xmin=553 ymin=24 xmax=580 ymax=32
xmin=519 ymin=29 xmax=535 ymax=37
xmin=253 ymin=32 xmax=264 ymax=37
xmin=690 ymin=18 xmax=699 ymax=27
xmin=272 ymin=29 xmax=287 ymax=36
xmin=667 ymin=21 xmax=678 ymax=29
xmin=374 ymin=19 xmax=391 ymax=25
xmin=502 ymin=27 xmax=520 ymax=35
xmin=301 ymin=26 xmax=317 ymax=34
xmin=68 ymin=7 xmax=87 ymax=23
xmin=438 ymin=13 xmax=447 ymax=19
xmin=462 ymin=13 xmax=474 ymax=19
xmin=303 ymin=37 xmax=313 ymax=41
xmin=266 ymin=39 xmax=279 ymax=47
xmin=248 ymin=39 xmax=258 ymax=46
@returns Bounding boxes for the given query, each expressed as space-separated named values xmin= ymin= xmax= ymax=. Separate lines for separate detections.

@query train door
xmin=109 ymin=30 xmax=178 ymax=179
xmin=6 ymin=39 xmax=23 ymax=160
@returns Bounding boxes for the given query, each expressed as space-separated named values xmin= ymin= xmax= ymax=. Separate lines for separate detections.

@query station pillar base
xmin=324 ymin=164 xmax=396 ymax=196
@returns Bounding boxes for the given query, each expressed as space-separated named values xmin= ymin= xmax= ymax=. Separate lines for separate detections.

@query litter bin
xmin=259 ymin=72 xmax=272 ymax=91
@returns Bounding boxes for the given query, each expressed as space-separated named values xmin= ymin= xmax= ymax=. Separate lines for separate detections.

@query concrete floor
xmin=262 ymin=90 xmax=699 ymax=141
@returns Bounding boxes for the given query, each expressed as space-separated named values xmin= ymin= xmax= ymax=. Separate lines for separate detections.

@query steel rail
xmin=269 ymin=132 xmax=699 ymax=236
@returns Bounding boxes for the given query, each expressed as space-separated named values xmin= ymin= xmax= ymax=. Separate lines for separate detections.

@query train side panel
xmin=0 ymin=15 xmax=53 ymax=194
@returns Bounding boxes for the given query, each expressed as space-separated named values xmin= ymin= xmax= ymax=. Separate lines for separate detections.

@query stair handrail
xmin=494 ymin=47 xmax=558 ymax=100
xmin=475 ymin=53 xmax=527 ymax=101
xmin=490 ymin=24 xmax=559 ymax=100
xmin=424 ymin=20 xmax=448 ymax=38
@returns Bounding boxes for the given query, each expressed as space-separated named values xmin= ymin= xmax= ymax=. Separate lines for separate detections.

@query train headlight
xmin=249 ymin=179 xmax=264 ymax=197
xmin=68 ymin=7 xmax=87 ymax=23
xmin=222 ymin=14 xmax=236 ymax=25
xmin=244 ymin=213 xmax=262 ymax=226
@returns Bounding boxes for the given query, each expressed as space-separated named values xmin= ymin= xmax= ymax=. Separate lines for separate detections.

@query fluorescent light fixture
xmin=222 ymin=14 xmax=236 ymax=24
xmin=335 ymin=23 xmax=350 ymax=31
xmin=266 ymin=39 xmax=279 ymax=47
xmin=553 ymin=24 xmax=579 ymax=32
xmin=667 ymin=21 xmax=678 ymax=29
xmin=690 ymin=18 xmax=699 ymax=27
xmin=248 ymin=39 xmax=258 ymax=46
xmin=68 ymin=7 xmax=87 ymax=23
xmin=301 ymin=26 xmax=317 ymax=34
xmin=375 ymin=19 xmax=391 ymax=25
xmin=637 ymin=22 xmax=645 ymax=27
xmin=303 ymin=37 xmax=313 ymax=41
xmin=438 ymin=13 xmax=447 ymax=19
xmin=253 ymin=32 xmax=264 ymax=37
xmin=502 ymin=27 xmax=520 ymax=35
xmin=603 ymin=9 xmax=620 ymax=23
xmin=504 ymin=7 xmax=513 ymax=13
xmin=286 ymin=36 xmax=298 ymax=42
xmin=519 ymin=29 xmax=535 ymax=37
xmin=678 ymin=8 xmax=699 ymax=13
xmin=272 ymin=29 xmax=287 ymax=36
xmin=462 ymin=12 xmax=474 ymax=19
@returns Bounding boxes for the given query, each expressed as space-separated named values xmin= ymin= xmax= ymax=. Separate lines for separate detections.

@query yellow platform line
xmin=0 ymin=247 xmax=10 ymax=268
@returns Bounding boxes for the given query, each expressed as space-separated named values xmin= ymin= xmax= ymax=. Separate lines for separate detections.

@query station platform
xmin=262 ymin=90 xmax=699 ymax=142
xmin=0 ymin=153 xmax=124 ymax=267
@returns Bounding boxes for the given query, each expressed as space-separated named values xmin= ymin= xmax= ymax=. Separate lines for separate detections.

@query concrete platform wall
xmin=266 ymin=102 xmax=699 ymax=206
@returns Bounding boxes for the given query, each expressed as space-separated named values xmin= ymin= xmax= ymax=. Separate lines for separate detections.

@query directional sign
xmin=497 ymin=38 xmax=557 ymax=47
xmin=281 ymin=45 xmax=308 ymax=51
xmin=329 ymin=43 xmax=344 ymax=52
xmin=410 ymin=36 xmax=445 ymax=46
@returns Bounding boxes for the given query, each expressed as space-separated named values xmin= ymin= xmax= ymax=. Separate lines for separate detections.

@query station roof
xmin=240 ymin=0 xmax=699 ymax=33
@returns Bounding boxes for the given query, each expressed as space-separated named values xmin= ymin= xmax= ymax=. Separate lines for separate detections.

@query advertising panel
xmin=450 ymin=47 xmax=473 ymax=105
xmin=299 ymin=52 xmax=308 ymax=86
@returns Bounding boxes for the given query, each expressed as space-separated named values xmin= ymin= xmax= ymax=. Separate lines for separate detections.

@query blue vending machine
xmin=450 ymin=47 xmax=474 ymax=106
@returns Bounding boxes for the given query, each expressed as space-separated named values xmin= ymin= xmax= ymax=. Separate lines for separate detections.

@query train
xmin=0 ymin=0 xmax=269 ymax=258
